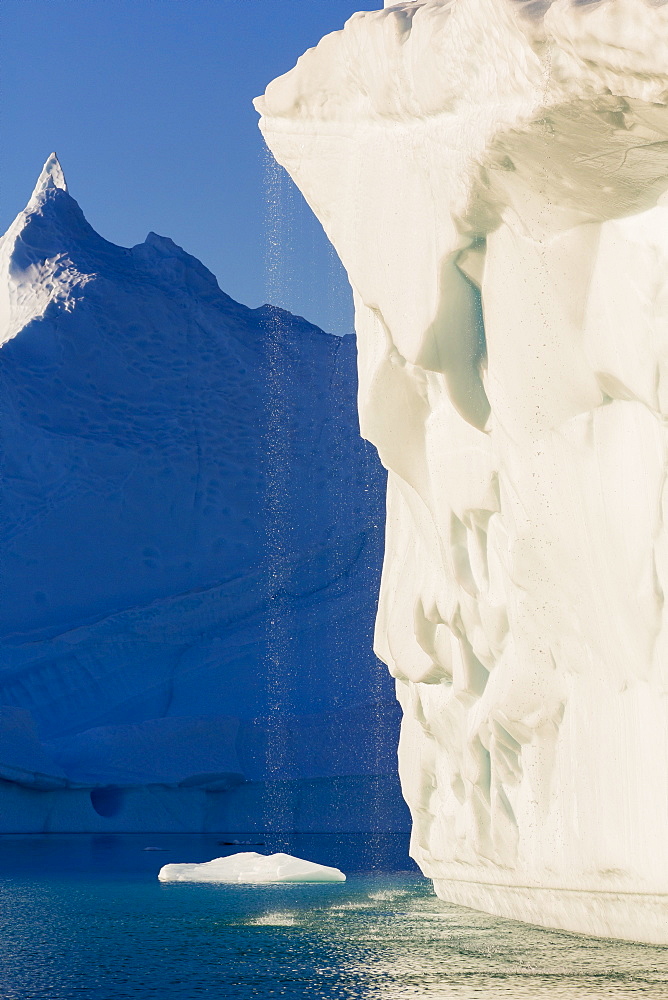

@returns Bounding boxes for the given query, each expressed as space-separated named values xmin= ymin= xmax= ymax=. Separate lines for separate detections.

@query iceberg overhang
xmin=257 ymin=0 xmax=668 ymax=943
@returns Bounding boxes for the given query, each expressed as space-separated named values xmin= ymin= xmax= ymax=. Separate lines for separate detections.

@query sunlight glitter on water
xmin=0 ymin=835 xmax=666 ymax=999
xmin=247 ymin=910 xmax=298 ymax=926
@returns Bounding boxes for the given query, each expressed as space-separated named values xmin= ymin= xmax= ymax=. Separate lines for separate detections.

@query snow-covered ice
xmin=158 ymin=852 xmax=345 ymax=883
xmin=257 ymin=0 xmax=668 ymax=943
xmin=0 ymin=155 xmax=407 ymax=834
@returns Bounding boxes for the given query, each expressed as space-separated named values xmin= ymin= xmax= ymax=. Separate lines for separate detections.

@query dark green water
xmin=0 ymin=834 xmax=666 ymax=999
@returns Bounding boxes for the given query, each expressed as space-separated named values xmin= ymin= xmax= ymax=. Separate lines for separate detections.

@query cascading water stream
xmin=261 ymin=145 xmax=394 ymax=843
xmin=262 ymin=148 xmax=296 ymax=842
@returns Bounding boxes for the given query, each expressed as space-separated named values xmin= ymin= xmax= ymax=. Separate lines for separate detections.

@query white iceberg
xmin=257 ymin=0 xmax=668 ymax=944
xmin=157 ymin=851 xmax=346 ymax=883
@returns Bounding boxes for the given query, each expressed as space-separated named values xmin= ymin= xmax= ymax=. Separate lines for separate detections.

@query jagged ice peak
xmin=28 ymin=153 xmax=67 ymax=210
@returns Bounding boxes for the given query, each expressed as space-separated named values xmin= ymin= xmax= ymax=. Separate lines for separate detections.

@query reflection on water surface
xmin=0 ymin=834 xmax=665 ymax=999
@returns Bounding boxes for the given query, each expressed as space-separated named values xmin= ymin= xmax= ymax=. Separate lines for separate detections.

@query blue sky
xmin=1 ymin=0 xmax=366 ymax=335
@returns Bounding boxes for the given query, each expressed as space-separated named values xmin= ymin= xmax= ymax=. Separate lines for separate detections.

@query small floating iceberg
xmin=157 ymin=851 xmax=346 ymax=884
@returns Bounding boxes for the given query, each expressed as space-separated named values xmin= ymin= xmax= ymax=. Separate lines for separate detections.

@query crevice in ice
xmin=470 ymin=736 xmax=492 ymax=800
xmin=413 ymin=600 xmax=454 ymax=685
xmin=449 ymin=513 xmax=478 ymax=598
xmin=417 ymin=251 xmax=490 ymax=432
xmin=360 ymin=307 xmax=431 ymax=492
xmin=457 ymin=630 xmax=490 ymax=700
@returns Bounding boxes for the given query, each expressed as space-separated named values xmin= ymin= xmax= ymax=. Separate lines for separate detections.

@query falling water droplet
xmin=262 ymin=147 xmax=295 ymax=845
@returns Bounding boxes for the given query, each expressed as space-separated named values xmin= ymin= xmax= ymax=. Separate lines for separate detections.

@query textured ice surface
xmin=0 ymin=156 xmax=405 ymax=833
xmin=158 ymin=851 xmax=346 ymax=883
xmin=257 ymin=0 xmax=668 ymax=942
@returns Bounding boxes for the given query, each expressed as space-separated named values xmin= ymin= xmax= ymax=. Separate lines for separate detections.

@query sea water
xmin=0 ymin=833 xmax=666 ymax=999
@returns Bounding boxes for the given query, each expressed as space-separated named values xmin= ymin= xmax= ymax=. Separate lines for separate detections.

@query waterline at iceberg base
xmin=257 ymin=0 xmax=668 ymax=944
xmin=0 ymin=775 xmax=409 ymax=835
xmin=10 ymin=833 xmax=668 ymax=1000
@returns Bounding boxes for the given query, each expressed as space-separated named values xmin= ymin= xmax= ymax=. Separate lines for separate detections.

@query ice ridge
xmin=0 ymin=158 xmax=403 ymax=835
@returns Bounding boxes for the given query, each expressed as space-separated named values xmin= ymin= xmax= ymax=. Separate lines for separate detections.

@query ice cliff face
xmin=0 ymin=156 xmax=406 ymax=833
xmin=257 ymin=0 xmax=668 ymax=943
